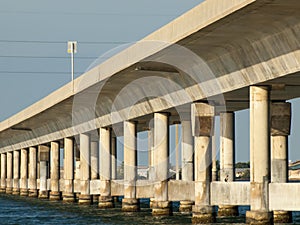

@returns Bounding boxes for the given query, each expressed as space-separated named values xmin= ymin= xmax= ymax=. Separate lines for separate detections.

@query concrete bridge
xmin=0 ymin=0 xmax=300 ymax=224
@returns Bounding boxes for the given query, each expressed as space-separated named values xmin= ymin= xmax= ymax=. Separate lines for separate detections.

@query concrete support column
xmin=12 ymin=150 xmax=20 ymax=195
xmin=20 ymin=149 xmax=28 ymax=196
xmin=78 ymin=133 xmax=91 ymax=204
xmin=63 ymin=137 xmax=75 ymax=202
xmin=98 ymin=127 xmax=114 ymax=208
xmin=28 ymin=147 xmax=37 ymax=197
xmin=38 ymin=145 xmax=50 ymax=199
xmin=6 ymin=152 xmax=13 ymax=194
xmin=218 ymin=112 xmax=238 ymax=217
xmin=246 ymin=86 xmax=272 ymax=224
xmin=0 ymin=153 xmax=7 ymax=193
xmin=50 ymin=142 xmax=60 ymax=201
xmin=91 ymin=141 xmax=99 ymax=203
xmin=179 ymin=119 xmax=194 ymax=213
xmin=271 ymin=102 xmax=292 ymax=223
xmin=191 ymin=103 xmax=215 ymax=224
xmin=152 ymin=112 xmax=171 ymax=216
xmin=122 ymin=121 xmax=139 ymax=212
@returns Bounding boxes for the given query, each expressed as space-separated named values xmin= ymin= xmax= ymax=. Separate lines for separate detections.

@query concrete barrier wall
xmin=90 ymin=180 xmax=100 ymax=195
xmin=59 ymin=179 xmax=64 ymax=191
xmin=269 ymin=183 xmax=300 ymax=211
xmin=74 ymin=179 xmax=80 ymax=193
xmin=111 ymin=180 xmax=124 ymax=196
xmin=168 ymin=180 xmax=194 ymax=201
xmin=136 ymin=180 xmax=154 ymax=198
xmin=210 ymin=181 xmax=250 ymax=205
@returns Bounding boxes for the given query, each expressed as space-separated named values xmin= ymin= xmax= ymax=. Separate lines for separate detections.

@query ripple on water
xmin=1 ymin=195 xmax=300 ymax=224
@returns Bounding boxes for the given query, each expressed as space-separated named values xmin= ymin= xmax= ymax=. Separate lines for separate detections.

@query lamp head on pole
xmin=67 ymin=41 xmax=77 ymax=54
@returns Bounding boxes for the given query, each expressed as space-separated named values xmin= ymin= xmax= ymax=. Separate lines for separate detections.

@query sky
xmin=0 ymin=0 xmax=299 ymax=165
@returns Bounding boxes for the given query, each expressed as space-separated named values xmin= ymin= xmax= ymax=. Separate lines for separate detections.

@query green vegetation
xmin=235 ymin=161 xmax=250 ymax=168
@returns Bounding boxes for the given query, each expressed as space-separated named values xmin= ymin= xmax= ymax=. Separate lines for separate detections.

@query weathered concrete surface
xmin=180 ymin=118 xmax=194 ymax=212
xmin=152 ymin=113 xmax=171 ymax=216
xmin=12 ymin=150 xmax=20 ymax=195
xmin=122 ymin=121 xmax=139 ymax=212
xmin=136 ymin=180 xmax=154 ymax=199
xmin=0 ymin=153 xmax=6 ymax=193
xmin=49 ymin=142 xmax=60 ymax=201
xmin=90 ymin=179 xmax=195 ymax=200
xmin=20 ymin=149 xmax=28 ymax=196
xmin=246 ymin=211 xmax=273 ymax=225
xmin=0 ymin=0 xmax=299 ymax=154
xmin=211 ymin=182 xmax=250 ymax=206
xmin=192 ymin=103 xmax=215 ymax=224
xmin=270 ymin=102 xmax=292 ymax=223
xmin=38 ymin=145 xmax=50 ymax=199
xmin=6 ymin=152 xmax=13 ymax=194
xmin=111 ymin=180 xmax=124 ymax=196
xmin=78 ymin=133 xmax=91 ymax=205
xmin=62 ymin=137 xmax=75 ymax=202
xmin=28 ymin=147 xmax=37 ymax=197
xmin=219 ymin=112 xmax=238 ymax=217
xmin=269 ymin=183 xmax=300 ymax=211
xmin=247 ymin=86 xmax=272 ymax=224
xmin=168 ymin=180 xmax=194 ymax=201
xmin=98 ymin=127 xmax=113 ymax=208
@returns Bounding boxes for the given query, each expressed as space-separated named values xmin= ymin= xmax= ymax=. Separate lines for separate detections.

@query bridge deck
xmin=0 ymin=0 xmax=300 ymax=152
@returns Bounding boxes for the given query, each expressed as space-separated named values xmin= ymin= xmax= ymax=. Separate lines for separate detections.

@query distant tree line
xmin=235 ymin=161 xmax=250 ymax=168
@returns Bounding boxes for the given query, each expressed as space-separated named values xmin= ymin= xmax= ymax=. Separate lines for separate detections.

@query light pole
xmin=67 ymin=41 xmax=77 ymax=90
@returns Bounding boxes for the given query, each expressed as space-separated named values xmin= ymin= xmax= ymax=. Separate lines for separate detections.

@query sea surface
xmin=0 ymin=194 xmax=300 ymax=225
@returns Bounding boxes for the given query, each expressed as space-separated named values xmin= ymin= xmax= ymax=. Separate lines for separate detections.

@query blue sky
xmin=0 ymin=0 xmax=299 ymax=165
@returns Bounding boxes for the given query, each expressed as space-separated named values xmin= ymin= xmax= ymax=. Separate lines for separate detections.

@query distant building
xmin=137 ymin=166 xmax=148 ymax=179
xmin=235 ymin=168 xmax=250 ymax=179
xmin=289 ymin=160 xmax=300 ymax=180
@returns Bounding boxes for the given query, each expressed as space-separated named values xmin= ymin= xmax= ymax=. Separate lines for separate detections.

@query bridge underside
xmin=0 ymin=0 xmax=300 ymax=224
xmin=0 ymin=0 xmax=299 ymax=152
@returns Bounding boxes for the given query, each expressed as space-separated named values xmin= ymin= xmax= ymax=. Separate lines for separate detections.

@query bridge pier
xmin=63 ymin=137 xmax=75 ymax=202
xmin=246 ymin=86 xmax=273 ymax=225
xmin=12 ymin=150 xmax=20 ymax=195
xmin=152 ymin=112 xmax=172 ymax=216
xmin=6 ymin=152 xmax=13 ymax=194
xmin=98 ymin=127 xmax=114 ymax=208
xmin=28 ymin=147 xmax=38 ymax=197
xmin=38 ymin=145 xmax=50 ymax=199
xmin=191 ymin=103 xmax=215 ymax=224
xmin=122 ymin=121 xmax=139 ymax=212
xmin=0 ymin=153 xmax=6 ymax=193
xmin=78 ymin=133 xmax=92 ymax=205
xmin=91 ymin=141 xmax=99 ymax=204
xmin=271 ymin=102 xmax=292 ymax=223
xmin=20 ymin=149 xmax=28 ymax=196
xmin=218 ymin=112 xmax=238 ymax=217
xmin=49 ymin=142 xmax=61 ymax=201
xmin=179 ymin=119 xmax=194 ymax=213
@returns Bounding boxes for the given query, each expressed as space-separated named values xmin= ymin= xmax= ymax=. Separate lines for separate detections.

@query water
xmin=0 ymin=195 xmax=300 ymax=225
